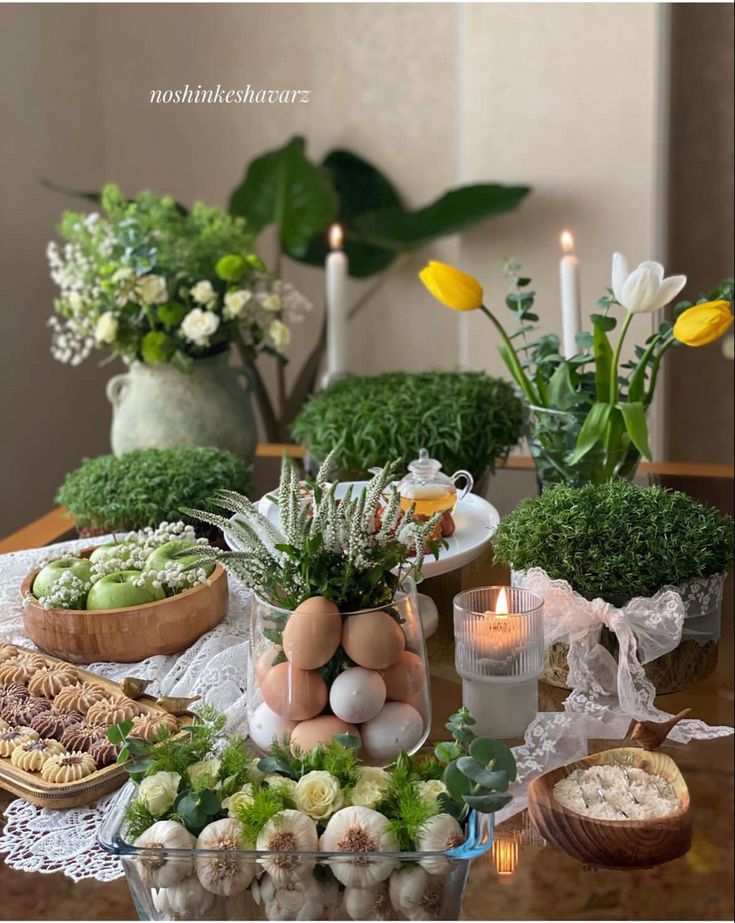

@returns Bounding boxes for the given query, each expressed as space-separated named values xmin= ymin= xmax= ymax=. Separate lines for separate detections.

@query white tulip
xmin=611 ymin=252 xmax=686 ymax=315
xmin=181 ymin=308 xmax=220 ymax=346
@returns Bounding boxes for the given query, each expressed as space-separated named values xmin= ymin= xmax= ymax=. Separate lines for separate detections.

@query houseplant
xmin=185 ymin=455 xmax=446 ymax=764
xmin=291 ymin=371 xmax=524 ymax=486
xmin=98 ymin=704 xmax=515 ymax=921
xmin=492 ymin=480 xmax=734 ymax=692
xmin=47 ymin=184 xmax=312 ymax=456
xmin=56 ymin=446 xmax=252 ymax=537
xmin=419 ymin=258 xmax=734 ymax=489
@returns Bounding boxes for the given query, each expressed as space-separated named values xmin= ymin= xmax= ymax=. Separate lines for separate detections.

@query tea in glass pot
xmin=397 ymin=449 xmax=474 ymax=517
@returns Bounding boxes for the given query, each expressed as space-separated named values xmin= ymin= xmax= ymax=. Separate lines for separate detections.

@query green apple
xmin=33 ymin=557 xmax=92 ymax=598
xmin=144 ymin=540 xmax=214 ymax=577
xmin=86 ymin=570 xmax=166 ymax=610
xmin=89 ymin=541 xmax=137 ymax=565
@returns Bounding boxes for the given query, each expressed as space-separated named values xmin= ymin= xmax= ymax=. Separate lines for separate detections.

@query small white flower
xmin=112 ymin=267 xmax=134 ymax=283
xmin=222 ymin=783 xmax=256 ymax=817
xmin=268 ymin=318 xmax=291 ymax=352
xmin=95 ymin=311 xmax=118 ymax=344
xmin=67 ymin=291 xmax=83 ymax=311
xmin=187 ymin=758 xmax=221 ymax=788
xmin=138 ymin=771 xmax=181 ymax=816
xmin=350 ymin=767 xmax=391 ymax=809
xmin=181 ymin=308 xmax=220 ymax=347
xmin=136 ymin=274 xmax=168 ymax=305
xmin=190 ymin=279 xmax=217 ymax=305
xmin=294 ymin=770 xmax=344 ymax=820
xmin=260 ymin=293 xmax=281 ymax=312
xmin=416 ymin=779 xmax=449 ymax=805
xmin=223 ymin=289 xmax=252 ymax=319
xmin=264 ymin=774 xmax=297 ymax=798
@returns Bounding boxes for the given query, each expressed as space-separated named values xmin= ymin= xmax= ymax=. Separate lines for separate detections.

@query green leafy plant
xmin=493 ymin=480 xmax=734 ymax=607
xmin=433 ymin=708 xmax=516 ymax=820
xmin=291 ymin=371 xmax=524 ymax=481
xmin=187 ymin=454 xmax=445 ymax=610
xmin=56 ymin=446 xmax=252 ymax=534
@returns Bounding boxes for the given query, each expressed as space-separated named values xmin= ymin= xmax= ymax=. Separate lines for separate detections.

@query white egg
xmin=248 ymin=702 xmax=296 ymax=753
xmin=329 ymin=667 xmax=387 ymax=724
xmin=361 ymin=702 xmax=425 ymax=762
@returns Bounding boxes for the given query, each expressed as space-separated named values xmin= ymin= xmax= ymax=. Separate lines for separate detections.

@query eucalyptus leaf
xmin=468 ymin=738 xmax=517 ymax=782
xmin=463 ymin=792 xmax=513 ymax=813
xmin=456 ymin=757 xmax=509 ymax=791
xmin=444 ymin=760 xmax=472 ymax=801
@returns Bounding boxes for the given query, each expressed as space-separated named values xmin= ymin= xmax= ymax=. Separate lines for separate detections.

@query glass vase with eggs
xmin=187 ymin=454 xmax=442 ymax=766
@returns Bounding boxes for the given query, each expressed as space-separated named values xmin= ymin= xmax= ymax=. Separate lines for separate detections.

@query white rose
xmin=222 ymin=783 xmax=255 ymax=817
xmin=187 ymin=758 xmax=221 ymax=788
xmin=416 ymin=779 xmax=449 ymax=805
xmin=223 ymin=289 xmax=252 ymax=320
xmin=136 ymin=274 xmax=168 ymax=305
xmin=294 ymin=771 xmax=344 ymax=820
xmin=260 ymin=293 xmax=282 ymax=312
xmin=268 ymin=319 xmax=291 ymax=353
xmin=264 ymin=774 xmax=297 ymax=798
xmin=190 ymin=280 xmax=217 ymax=305
xmin=112 ymin=267 xmax=134 ymax=283
xmin=95 ymin=311 xmax=118 ymax=344
xmin=181 ymin=308 xmax=220 ymax=347
xmin=138 ymin=771 xmax=180 ymax=816
xmin=350 ymin=767 xmax=391 ymax=809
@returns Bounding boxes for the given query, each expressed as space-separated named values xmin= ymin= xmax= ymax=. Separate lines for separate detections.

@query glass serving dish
xmin=247 ymin=579 xmax=431 ymax=766
xmin=99 ymin=782 xmax=494 ymax=921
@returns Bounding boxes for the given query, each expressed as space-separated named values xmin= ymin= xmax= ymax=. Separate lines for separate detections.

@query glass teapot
xmin=397 ymin=448 xmax=474 ymax=516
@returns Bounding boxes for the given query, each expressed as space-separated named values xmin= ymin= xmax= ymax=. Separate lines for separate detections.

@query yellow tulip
xmin=673 ymin=300 xmax=733 ymax=347
xmin=419 ymin=261 xmax=484 ymax=312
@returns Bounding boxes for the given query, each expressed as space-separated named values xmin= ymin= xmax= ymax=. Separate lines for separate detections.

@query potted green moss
xmin=291 ymin=371 xmax=524 ymax=487
xmin=56 ymin=446 xmax=252 ymax=538
xmin=493 ymin=480 xmax=734 ymax=693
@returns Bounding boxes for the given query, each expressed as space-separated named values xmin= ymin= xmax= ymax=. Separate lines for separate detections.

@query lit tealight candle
xmin=559 ymin=230 xmax=581 ymax=360
xmin=477 ymin=588 xmax=522 ymax=664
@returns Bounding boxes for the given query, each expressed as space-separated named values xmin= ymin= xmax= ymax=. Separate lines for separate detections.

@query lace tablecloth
xmin=0 ymin=537 xmax=251 ymax=881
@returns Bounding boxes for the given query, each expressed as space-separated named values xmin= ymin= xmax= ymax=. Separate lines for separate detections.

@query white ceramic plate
xmin=226 ymin=481 xmax=500 ymax=578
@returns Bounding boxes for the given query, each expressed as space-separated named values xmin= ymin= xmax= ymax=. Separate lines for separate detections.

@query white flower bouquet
xmin=47 ymin=184 xmax=310 ymax=373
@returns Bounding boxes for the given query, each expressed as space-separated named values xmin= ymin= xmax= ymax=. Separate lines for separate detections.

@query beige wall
xmin=1 ymin=3 xmax=665 ymax=535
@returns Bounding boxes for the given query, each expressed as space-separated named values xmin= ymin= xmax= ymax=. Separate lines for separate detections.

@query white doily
xmin=0 ymin=536 xmax=252 ymax=881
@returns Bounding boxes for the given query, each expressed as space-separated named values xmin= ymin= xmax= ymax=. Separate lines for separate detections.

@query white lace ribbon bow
xmin=522 ymin=567 xmax=685 ymax=720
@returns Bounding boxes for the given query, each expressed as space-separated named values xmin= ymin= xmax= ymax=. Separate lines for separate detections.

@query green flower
xmin=216 ymin=254 xmax=248 ymax=282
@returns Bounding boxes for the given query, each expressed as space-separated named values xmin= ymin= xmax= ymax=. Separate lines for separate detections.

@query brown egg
xmin=259 ymin=662 xmax=328 ymax=721
xmin=255 ymin=644 xmax=282 ymax=686
xmin=290 ymin=715 xmax=361 ymax=756
xmin=282 ymin=597 xmax=342 ymax=670
xmin=381 ymin=651 xmax=426 ymax=702
xmin=341 ymin=611 xmax=405 ymax=670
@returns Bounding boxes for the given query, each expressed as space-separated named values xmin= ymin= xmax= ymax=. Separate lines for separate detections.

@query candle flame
xmin=329 ymin=224 xmax=343 ymax=250
xmin=560 ymin=230 xmax=575 ymax=254
xmin=495 ymin=587 xmax=510 ymax=615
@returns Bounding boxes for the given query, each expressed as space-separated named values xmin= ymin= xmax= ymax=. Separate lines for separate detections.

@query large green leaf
xmin=568 ymin=402 xmax=612 ymax=464
xmin=296 ymin=149 xmax=401 ymax=277
xmin=351 ymin=183 xmax=531 ymax=251
xmin=618 ymin=401 xmax=652 ymax=459
xmin=228 ymin=136 xmax=338 ymax=257
xmin=546 ymin=362 xmax=578 ymax=410
xmin=592 ymin=321 xmax=614 ymax=401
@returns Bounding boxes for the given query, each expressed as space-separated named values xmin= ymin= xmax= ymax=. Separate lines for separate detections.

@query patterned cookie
xmin=10 ymin=738 xmax=66 ymax=772
xmin=129 ymin=713 xmax=179 ymax=742
xmin=0 ymin=726 xmax=39 ymax=757
xmin=89 ymin=738 xmax=123 ymax=768
xmin=30 ymin=708 xmax=79 ymax=740
xmin=0 ymin=661 xmax=35 ymax=685
xmin=7 ymin=696 xmax=53 ymax=726
xmin=86 ymin=695 xmax=142 ymax=726
xmin=40 ymin=751 xmax=96 ymax=783
xmin=0 ymin=682 xmax=30 ymax=701
xmin=0 ymin=717 xmax=8 ymax=733
xmin=54 ymin=682 xmax=110 ymax=714
xmin=60 ymin=721 xmax=107 ymax=753
xmin=0 ymin=642 xmax=18 ymax=663
xmin=28 ymin=664 xmax=78 ymax=699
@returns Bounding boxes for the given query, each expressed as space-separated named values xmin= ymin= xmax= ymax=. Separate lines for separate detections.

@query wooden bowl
xmin=527 ymin=747 xmax=692 ymax=869
xmin=20 ymin=550 xmax=228 ymax=663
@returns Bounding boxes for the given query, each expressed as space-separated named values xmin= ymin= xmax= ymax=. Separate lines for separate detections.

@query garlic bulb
xmin=256 ymin=873 xmax=329 ymax=921
xmin=195 ymin=818 xmax=256 ymax=895
xmin=343 ymin=883 xmax=392 ymax=921
xmin=389 ymin=865 xmax=447 ymax=920
xmin=417 ymin=813 xmax=465 ymax=874
xmin=165 ymin=874 xmax=217 ymax=916
xmin=319 ymin=806 xmax=398 ymax=888
xmin=256 ymin=809 xmax=319 ymax=886
xmin=134 ymin=820 xmax=195 ymax=887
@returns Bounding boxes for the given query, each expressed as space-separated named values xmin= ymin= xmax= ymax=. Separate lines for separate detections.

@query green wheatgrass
xmin=493 ymin=480 xmax=734 ymax=607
